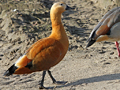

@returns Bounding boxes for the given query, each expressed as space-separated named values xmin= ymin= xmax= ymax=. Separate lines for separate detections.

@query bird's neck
xmin=49 ymin=11 xmax=69 ymax=48
xmin=50 ymin=11 xmax=62 ymax=25
xmin=50 ymin=13 xmax=64 ymax=39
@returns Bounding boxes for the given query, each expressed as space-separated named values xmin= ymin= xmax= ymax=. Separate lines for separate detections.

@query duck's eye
xmin=60 ymin=4 xmax=63 ymax=6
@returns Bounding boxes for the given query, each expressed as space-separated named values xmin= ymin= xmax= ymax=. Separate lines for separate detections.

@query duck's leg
xmin=115 ymin=41 xmax=120 ymax=57
xmin=39 ymin=71 xmax=46 ymax=89
xmin=47 ymin=70 xmax=67 ymax=84
xmin=47 ymin=70 xmax=56 ymax=83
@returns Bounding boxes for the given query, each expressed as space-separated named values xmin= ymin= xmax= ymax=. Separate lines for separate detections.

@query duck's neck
xmin=50 ymin=12 xmax=67 ymax=38
xmin=50 ymin=14 xmax=63 ymax=38
xmin=50 ymin=11 xmax=62 ymax=26
xmin=49 ymin=11 xmax=69 ymax=48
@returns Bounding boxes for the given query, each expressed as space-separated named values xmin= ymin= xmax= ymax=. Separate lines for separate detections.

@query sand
xmin=0 ymin=0 xmax=120 ymax=90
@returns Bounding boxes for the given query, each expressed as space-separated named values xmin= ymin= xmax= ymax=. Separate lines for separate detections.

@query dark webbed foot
xmin=39 ymin=85 xmax=46 ymax=89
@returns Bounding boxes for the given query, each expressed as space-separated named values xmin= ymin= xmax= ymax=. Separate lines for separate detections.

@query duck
xmin=86 ymin=7 xmax=120 ymax=57
xmin=4 ymin=2 xmax=71 ymax=89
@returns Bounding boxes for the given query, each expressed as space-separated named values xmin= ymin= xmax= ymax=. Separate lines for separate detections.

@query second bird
xmin=87 ymin=7 xmax=120 ymax=57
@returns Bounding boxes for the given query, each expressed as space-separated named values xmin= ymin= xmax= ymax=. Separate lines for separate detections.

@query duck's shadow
xmin=47 ymin=73 xmax=120 ymax=89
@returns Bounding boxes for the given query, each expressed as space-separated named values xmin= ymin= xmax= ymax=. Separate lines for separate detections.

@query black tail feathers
xmin=4 ymin=64 xmax=18 ymax=76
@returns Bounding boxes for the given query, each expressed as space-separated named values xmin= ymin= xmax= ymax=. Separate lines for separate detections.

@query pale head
xmin=50 ymin=2 xmax=68 ymax=14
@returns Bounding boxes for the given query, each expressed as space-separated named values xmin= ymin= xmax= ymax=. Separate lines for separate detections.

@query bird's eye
xmin=60 ymin=4 xmax=63 ymax=6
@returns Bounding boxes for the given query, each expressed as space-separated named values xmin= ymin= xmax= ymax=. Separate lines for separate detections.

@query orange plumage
xmin=4 ymin=2 xmax=71 ymax=89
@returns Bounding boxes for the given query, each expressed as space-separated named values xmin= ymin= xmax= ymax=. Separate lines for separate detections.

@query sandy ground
xmin=0 ymin=0 xmax=120 ymax=90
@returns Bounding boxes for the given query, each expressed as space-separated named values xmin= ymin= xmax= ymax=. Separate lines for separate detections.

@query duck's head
xmin=50 ymin=2 xmax=70 ymax=14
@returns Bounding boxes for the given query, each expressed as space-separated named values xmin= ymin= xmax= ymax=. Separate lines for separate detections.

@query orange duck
xmin=4 ymin=2 xmax=71 ymax=89
xmin=86 ymin=7 xmax=120 ymax=57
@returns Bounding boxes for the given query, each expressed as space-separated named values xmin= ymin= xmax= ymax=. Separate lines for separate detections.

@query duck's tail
xmin=4 ymin=54 xmax=33 ymax=76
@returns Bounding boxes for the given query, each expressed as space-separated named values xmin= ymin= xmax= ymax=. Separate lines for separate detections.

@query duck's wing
xmin=4 ymin=38 xmax=64 ymax=75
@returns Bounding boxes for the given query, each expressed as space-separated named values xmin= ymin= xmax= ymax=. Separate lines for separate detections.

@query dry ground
xmin=0 ymin=0 xmax=120 ymax=90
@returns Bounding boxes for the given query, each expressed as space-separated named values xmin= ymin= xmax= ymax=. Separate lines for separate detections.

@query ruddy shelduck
xmin=4 ymin=2 xmax=71 ymax=89
xmin=86 ymin=7 xmax=120 ymax=57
